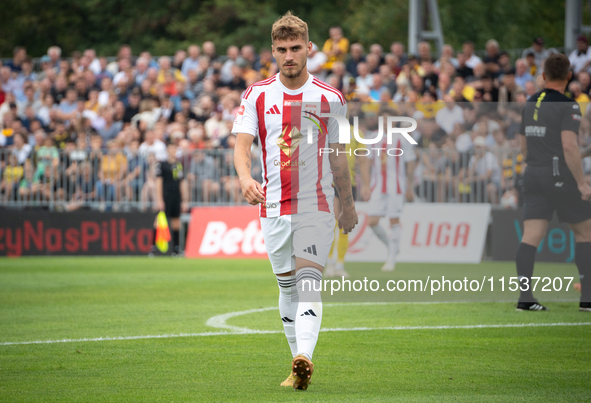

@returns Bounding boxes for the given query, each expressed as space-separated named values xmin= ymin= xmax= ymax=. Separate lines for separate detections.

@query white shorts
xmin=260 ymin=212 xmax=335 ymax=274
xmin=366 ymin=187 xmax=404 ymax=218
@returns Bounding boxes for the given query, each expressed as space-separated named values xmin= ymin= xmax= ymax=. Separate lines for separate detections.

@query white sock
xmin=371 ymin=224 xmax=388 ymax=245
xmin=276 ymin=274 xmax=298 ymax=357
xmin=386 ymin=223 xmax=401 ymax=266
xmin=295 ymin=267 xmax=323 ymax=361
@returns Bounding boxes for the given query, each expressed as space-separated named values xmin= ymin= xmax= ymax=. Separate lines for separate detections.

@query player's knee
xmin=368 ymin=216 xmax=381 ymax=226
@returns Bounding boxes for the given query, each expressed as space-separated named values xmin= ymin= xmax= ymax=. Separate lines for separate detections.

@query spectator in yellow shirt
xmin=157 ymin=56 xmax=186 ymax=84
xmin=1 ymin=154 xmax=24 ymax=202
xmin=569 ymin=81 xmax=590 ymax=115
xmin=98 ymin=139 xmax=128 ymax=205
xmin=322 ymin=26 xmax=349 ymax=71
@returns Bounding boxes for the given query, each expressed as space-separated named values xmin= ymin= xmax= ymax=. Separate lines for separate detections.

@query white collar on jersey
xmin=276 ymin=72 xmax=313 ymax=94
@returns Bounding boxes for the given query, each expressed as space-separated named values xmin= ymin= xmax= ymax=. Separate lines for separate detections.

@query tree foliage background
xmin=0 ymin=0 xmax=573 ymax=57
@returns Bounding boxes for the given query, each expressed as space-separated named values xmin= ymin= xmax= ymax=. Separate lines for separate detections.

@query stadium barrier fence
xmin=0 ymin=146 xmax=524 ymax=211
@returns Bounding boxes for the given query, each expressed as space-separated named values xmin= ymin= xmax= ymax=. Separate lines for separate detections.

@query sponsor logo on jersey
xmin=524 ymin=125 xmax=547 ymax=137
xmin=572 ymin=114 xmax=581 ymax=121
xmin=234 ymin=105 xmax=245 ymax=125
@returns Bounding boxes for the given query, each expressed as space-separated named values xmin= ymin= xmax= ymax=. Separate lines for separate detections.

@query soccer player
xmin=361 ymin=111 xmax=416 ymax=272
xmin=232 ymin=12 xmax=358 ymax=390
xmin=515 ymin=53 xmax=591 ymax=312
xmin=154 ymin=141 xmax=189 ymax=254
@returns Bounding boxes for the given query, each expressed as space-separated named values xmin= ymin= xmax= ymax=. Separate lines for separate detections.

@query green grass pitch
xmin=0 ymin=257 xmax=590 ymax=402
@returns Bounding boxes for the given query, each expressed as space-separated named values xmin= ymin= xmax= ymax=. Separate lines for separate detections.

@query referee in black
xmin=516 ymin=53 xmax=590 ymax=312
xmin=155 ymin=141 xmax=189 ymax=254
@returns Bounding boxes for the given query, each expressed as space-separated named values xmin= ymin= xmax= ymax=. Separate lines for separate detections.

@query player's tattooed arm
xmin=328 ymin=142 xmax=358 ymax=234
xmin=235 ymin=133 xmax=264 ymax=205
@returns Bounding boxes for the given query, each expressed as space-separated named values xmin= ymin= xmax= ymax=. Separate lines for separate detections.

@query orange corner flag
xmin=155 ymin=211 xmax=171 ymax=253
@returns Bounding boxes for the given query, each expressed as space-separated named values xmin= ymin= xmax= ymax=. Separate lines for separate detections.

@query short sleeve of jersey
xmin=561 ymin=102 xmax=582 ymax=134
xmin=328 ymin=100 xmax=347 ymax=144
xmin=155 ymin=162 xmax=162 ymax=178
xmin=231 ymin=96 xmax=258 ymax=137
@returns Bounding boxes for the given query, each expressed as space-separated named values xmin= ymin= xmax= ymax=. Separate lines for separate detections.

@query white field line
xmin=1 ymin=300 xmax=588 ymax=346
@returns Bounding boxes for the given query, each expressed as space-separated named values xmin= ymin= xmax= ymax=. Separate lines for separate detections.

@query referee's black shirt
xmin=519 ymin=89 xmax=582 ymax=167
xmin=156 ymin=160 xmax=184 ymax=197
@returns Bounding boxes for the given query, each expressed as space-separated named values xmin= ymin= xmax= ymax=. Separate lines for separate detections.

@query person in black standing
xmin=154 ymin=141 xmax=189 ymax=255
xmin=516 ymin=53 xmax=591 ymax=312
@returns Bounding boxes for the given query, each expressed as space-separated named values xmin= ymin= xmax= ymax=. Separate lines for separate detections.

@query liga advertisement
xmin=184 ymin=203 xmax=491 ymax=263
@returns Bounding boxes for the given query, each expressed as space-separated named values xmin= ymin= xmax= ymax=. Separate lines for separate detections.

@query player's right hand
xmin=240 ymin=177 xmax=265 ymax=205
xmin=157 ymin=200 xmax=165 ymax=212
xmin=338 ymin=208 xmax=358 ymax=235
xmin=579 ymin=183 xmax=591 ymax=201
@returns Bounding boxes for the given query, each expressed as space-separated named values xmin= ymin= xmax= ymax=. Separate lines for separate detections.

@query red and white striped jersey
xmin=232 ymin=73 xmax=347 ymax=217
xmin=369 ymin=132 xmax=417 ymax=195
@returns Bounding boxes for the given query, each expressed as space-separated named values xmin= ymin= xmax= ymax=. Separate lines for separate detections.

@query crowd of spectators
xmin=0 ymin=30 xmax=590 ymax=209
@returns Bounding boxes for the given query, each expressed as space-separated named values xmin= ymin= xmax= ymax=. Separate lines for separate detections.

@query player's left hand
xmin=579 ymin=183 xmax=591 ymax=201
xmin=338 ymin=208 xmax=358 ymax=235
xmin=181 ymin=201 xmax=189 ymax=213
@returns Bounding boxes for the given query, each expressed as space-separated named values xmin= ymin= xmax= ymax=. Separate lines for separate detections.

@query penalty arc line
xmin=0 ymin=300 xmax=589 ymax=346
xmin=1 ymin=322 xmax=590 ymax=346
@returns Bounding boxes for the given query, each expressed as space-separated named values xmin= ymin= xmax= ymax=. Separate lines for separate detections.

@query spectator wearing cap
xmin=514 ymin=59 xmax=534 ymax=89
xmin=569 ymin=35 xmax=591 ymax=75
xmin=307 ymin=43 xmax=327 ymax=77
xmin=462 ymin=42 xmax=482 ymax=69
xmin=521 ymin=37 xmax=557 ymax=71
xmin=346 ymin=43 xmax=365 ymax=78
xmin=322 ymin=26 xmax=349 ymax=71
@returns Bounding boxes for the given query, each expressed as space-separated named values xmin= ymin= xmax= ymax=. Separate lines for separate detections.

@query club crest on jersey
xmin=276 ymin=125 xmax=304 ymax=158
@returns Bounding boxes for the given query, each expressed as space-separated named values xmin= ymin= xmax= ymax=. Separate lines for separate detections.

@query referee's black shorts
xmin=522 ymin=165 xmax=591 ymax=223
xmin=164 ymin=191 xmax=181 ymax=219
